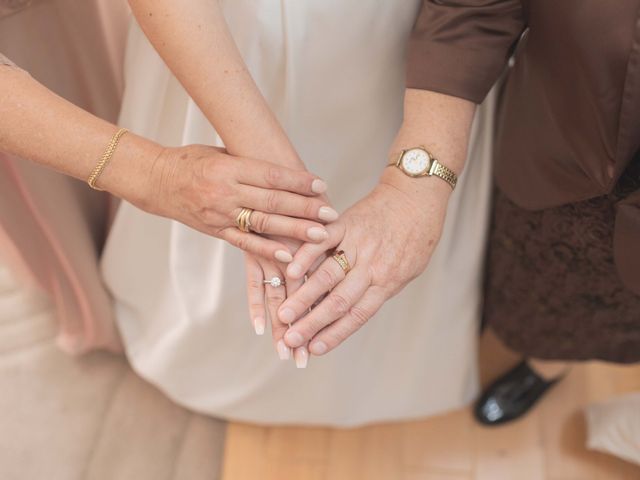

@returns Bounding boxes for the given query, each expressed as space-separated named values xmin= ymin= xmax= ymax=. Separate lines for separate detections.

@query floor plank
xmin=473 ymin=407 xmax=545 ymax=480
xmin=222 ymin=333 xmax=640 ymax=480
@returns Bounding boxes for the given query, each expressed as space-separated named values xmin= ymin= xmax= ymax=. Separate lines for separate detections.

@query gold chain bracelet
xmin=87 ymin=128 xmax=128 ymax=191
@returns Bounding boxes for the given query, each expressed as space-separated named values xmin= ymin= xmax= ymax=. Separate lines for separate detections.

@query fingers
xmin=237 ymin=159 xmax=328 ymax=197
xmin=282 ymin=257 xmax=369 ymax=350
xmin=239 ymin=185 xmax=338 ymax=223
xmin=286 ymin=222 xmax=345 ymax=279
xmin=246 ymin=256 xmax=309 ymax=368
xmin=260 ymin=261 xmax=290 ymax=360
xmin=307 ymin=287 xmax=385 ymax=356
xmin=240 ymin=185 xmax=338 ymax=222
xmin=244 ymin=255 xmax=266 ymax=335
xmin=241 ymin=210 xmax=329 ymax=243
xmin=222 ymin=228 xmax=294 ymax=263
xmin=284 ymin=274 xmax=309 ymax=369
xmin=279 ymin=252 xmax=349 ymax=326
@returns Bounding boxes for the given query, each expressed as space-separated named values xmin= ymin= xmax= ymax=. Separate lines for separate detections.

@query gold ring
xmin=235 ymin=208 xmax=254 ymax=233
xmin=331 ymin=250 xmax=351 ymax=274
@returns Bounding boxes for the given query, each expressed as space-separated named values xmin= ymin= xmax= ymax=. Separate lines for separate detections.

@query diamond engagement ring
xmin=264 ymin=277 xmax=286 ymax=288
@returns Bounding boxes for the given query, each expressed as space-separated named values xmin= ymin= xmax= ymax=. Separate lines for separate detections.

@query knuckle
xmin=296 ymin=318 xmax=321 ymax=339
xmin=265 ymin=166 xmax=283 ymax=187
xmin=249 ymin=301 xmax=265 ymax=313
xmin=315 ymin=267 xmax=338 ymax=288
xmin=248 ymin=277 xmax=263 ymax=290
xmin=234 ymin=235 xmax=251 ymax=252
xmin=303 ymin=199 xmax=319 ymax=220
xmin=267 ymin=293 xmax=286 ymax=306
xmin=200 ymin=208 xmax=216 ymax=226
xmin=295 ymin=173 xmax=311 ymax=192
xmin=327 ymin=293 xmax=351 ymax=316
xmin=264 ymin=191 xmax=280 ymax=213
xmin=350 ymin=305 xmax=370 ymax=327
xmin=250 ymin=212 xmax=269 ymax=234
xmin=293 ymin=220 xmax=310 ymax=239
xmin=323 ymin=330 xmax=344 ymax=349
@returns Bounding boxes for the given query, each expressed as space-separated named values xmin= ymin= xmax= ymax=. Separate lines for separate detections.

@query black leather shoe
xmin=474 ymin=361 xmax=562 ymax=426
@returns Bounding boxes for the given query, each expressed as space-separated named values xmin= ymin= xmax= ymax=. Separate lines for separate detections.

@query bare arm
xmin=0 ymin=64 xmax=160 ymax=205
xmin=128 ymin=1 xmax=330 ymax=358
xmin=279 ymin=88 xmax=477 ymax=354
xmin=128 ymin=0 xmax=304 ymax=169
xmin=0 ymin=63 xmax=331 ymax=261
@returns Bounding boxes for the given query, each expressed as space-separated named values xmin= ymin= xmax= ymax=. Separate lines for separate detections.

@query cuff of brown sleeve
xmin=406 ymin=42 xmax=508 ymax=105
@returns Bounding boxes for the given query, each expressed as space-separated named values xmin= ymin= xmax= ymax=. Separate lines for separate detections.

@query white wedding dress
xmin=101 ymin=0 xmax=496 ymax=427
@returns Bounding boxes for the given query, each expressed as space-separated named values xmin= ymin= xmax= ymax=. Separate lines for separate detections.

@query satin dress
xmin=102 ymin=0 xmax=497 ymax=426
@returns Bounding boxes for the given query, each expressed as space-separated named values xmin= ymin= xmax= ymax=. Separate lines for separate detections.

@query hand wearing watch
xmin=389 ymin=146 xmax=457 ymax=190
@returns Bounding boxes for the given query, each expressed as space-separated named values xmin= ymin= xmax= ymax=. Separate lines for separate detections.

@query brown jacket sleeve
xmin=407 ymin=0 xmax=525 ymax=103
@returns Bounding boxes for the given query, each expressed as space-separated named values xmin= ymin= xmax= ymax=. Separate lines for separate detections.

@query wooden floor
xmin=221 ymin=332 xmax=640 ymax=480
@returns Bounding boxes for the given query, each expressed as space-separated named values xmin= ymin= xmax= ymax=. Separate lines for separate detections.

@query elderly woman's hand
xmin=138 ymin=144 xmax=338 ymax=262
xmin=275 ymin=177 xmax=451 ymax=356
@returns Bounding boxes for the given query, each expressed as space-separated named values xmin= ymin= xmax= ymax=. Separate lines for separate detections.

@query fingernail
xmin=275 ymin=250 xmax=293 ymax=263
xmin=310 ymin=341 xmax=328 ymax=355
xmin=307 ymin=227 xmax=328 ymax=241
xmin=253 ymin=317 xmax=265 ymax=336
xmin=279 ymin=307 xmax=296 ymax=324
xmin=287 ymin=263 xmax=303 ymax=278
xmin=311 ymin=179 xmax=327 ymax=194
xmin=277 ymin=340 xmax=291 ymax=360
xmin=285 ymin=330 xmax=304 ymax=348
xmin=318 ymin=206 xmax=339 ymax=222
xmin=295 ymin=347 xmax=309 ymax=369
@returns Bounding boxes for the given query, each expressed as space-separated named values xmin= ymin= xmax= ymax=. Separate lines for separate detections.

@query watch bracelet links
xmin=429 ymin=160 xmax=457 ymax=189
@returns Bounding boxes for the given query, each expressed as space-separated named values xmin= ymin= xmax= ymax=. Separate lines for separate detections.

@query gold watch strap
xmin=429 ymin=159 xmax=457 ymax=190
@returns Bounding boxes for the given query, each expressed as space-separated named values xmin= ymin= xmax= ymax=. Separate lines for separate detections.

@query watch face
xmin=400 ymin=148 xmax=431 ymax=176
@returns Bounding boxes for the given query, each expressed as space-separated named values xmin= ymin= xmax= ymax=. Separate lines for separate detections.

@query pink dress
xmin=0 ymin=0 xmax=129 ymax=353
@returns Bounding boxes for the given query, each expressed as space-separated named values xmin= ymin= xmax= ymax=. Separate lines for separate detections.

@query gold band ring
xmin=236 ymin=208 xmax=254 ymax=233
xmin=331 ymin=250 xmax=351 ymax=274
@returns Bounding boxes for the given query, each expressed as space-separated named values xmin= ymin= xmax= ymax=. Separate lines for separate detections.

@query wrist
xmin=379 ymin=165 xmax=452 ymax=207
xmin=96 ymin=132 xmax=165 ymax=210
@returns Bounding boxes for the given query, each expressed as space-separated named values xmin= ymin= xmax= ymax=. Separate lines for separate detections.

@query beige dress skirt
xmin=102 ymin=0 xmax=497 ymax=426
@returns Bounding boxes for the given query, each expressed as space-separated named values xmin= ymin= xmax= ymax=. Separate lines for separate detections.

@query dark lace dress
xmin=484 ymin=156 xmax=640 ymax=364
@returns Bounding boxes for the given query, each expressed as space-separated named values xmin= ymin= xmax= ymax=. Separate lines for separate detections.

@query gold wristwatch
xmin=389 ymin=146 xmax=457 ymax=190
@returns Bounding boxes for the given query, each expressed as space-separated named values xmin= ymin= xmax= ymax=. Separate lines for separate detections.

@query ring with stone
xmin=263 ymin=276 xmax=286 ymax=288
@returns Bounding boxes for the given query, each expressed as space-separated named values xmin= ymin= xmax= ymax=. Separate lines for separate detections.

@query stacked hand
xmin=145 ymin=134 xmax=450 ymax=367
xmin=244 ymin=172 xmax=450 ymax=366
xmin=141 ymin=144 xmax=338 ymax=260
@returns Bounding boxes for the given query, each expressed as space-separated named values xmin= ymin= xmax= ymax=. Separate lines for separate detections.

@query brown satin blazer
xmin=407 ymin=0 xmax=640 ymax=296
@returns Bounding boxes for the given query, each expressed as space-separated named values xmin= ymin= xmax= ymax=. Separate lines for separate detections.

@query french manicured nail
xmin=275 ymin=250 xmax=293 ymax=263
xmin=277 ymin=340 xmax=291 ymax=360
xmin=253 ymin=317 xmax=265 ymax=336
xmin=295 ymin=347 xmax=309 ymax=369
xmin=318 ymin=206 xmax=339 ymax=222
xmin=311 ymin=179 xmax=328 ymax=194
xmin=307 ymin=227 xmax=328 ymax=241
xmin=285 ymin=330 xmax=304 ymax=348
xmin=287 ymin=263 xmax=303 ymax=278
xmin=310 ymin=341 xmax=328 ymax=355
xmin=279 ymin=307 xmax=296 ymax=324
